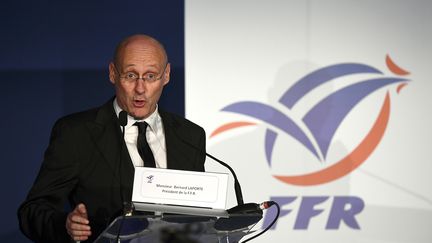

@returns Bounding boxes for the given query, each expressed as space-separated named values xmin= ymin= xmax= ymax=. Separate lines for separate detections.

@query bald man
xmin=18 ymin=35 xmax=206 ymax=242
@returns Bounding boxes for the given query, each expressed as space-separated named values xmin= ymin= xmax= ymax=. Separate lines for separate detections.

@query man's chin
xmin=129 ymin=110 xmax=151 ymax=120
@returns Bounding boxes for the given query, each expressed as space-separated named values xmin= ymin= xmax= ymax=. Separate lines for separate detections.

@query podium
xmin=94 ymin=213 xmax=263 ymax=243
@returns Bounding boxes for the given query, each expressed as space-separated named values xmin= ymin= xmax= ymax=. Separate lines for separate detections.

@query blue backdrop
xmin=0 ymin=0 xmax=185 ymax=241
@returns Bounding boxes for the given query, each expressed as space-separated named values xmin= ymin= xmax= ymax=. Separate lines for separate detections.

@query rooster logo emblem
xmin=211 ymin=55 xmax=410 ymax=186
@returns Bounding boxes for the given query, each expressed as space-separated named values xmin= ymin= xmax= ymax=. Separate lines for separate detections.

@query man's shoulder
xmin=57 ymin=107 xmax=100 ymax=125
xmin=55 ymin=100 xmax=113 ymax=127
xmin=159 ymin=110 xmax=204 ymax=132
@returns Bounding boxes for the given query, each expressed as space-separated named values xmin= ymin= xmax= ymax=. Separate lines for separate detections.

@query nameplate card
xmin=132 ymin=167 xmax=229 ymax=209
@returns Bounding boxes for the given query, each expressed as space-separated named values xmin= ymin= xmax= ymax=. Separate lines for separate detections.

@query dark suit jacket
xmin=18 ymin=98 xmax=206 ymax=243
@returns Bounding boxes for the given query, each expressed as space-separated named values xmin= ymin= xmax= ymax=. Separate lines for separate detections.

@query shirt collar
xmin=113 ymin=98 xmax=160 ymax=132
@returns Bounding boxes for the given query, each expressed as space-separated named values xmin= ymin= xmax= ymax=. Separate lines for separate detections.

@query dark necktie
xmin=134 ymin=122 xmax=156 ymax=167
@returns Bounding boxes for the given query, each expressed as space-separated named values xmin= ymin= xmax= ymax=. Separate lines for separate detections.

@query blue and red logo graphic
xmin=210 ymin=55 xmax=410 ymax=186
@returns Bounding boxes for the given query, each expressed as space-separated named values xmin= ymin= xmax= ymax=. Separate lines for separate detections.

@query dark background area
xmin=0 ymin=0 xmax=185 ymax=241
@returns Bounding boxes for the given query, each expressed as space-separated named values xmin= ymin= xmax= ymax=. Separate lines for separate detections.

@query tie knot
xmin=134 ymin=122 xmax=149 ymax=134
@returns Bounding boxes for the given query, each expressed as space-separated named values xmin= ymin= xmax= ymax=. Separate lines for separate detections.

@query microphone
xmin=116 ymin=110 xmax=129 ymax=242
xmin=172 ymin=126 xmax=283 ymax=240
xmin=172 ymin=132 xmax=244 ymax=207
xmin=119 ymin=110 xmax=128 ymax=127
xmin=204 ymin=153 xmax=244 ymax=206
xmin=117 ymin=110 xmax=131 ymax=214
xmin=227 ymin=201 xmax=274 ymax=214
xmin=214 ymin=201 xmax=276 ymax=231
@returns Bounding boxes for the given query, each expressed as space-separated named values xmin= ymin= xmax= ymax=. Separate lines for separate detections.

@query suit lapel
xmin=160 ymin=111 xmax=196 ymax=171
xmin=85 ymin=99 xmax=135 ymax=200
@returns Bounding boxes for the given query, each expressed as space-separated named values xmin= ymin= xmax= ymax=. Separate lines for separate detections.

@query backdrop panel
xmin=186 ymin=0 xmax=432 ymax=242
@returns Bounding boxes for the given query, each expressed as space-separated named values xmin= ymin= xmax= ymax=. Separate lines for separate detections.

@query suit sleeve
xmin=18 ymin=119 xmax=80 ymax=243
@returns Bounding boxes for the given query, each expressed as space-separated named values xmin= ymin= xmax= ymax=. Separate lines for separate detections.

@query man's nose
xmin=134 ymin=79 xmax=147 ymax=93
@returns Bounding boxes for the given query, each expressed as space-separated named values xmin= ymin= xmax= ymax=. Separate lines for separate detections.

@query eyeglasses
xmin=114 ymin=63 xmax=168 ymax=83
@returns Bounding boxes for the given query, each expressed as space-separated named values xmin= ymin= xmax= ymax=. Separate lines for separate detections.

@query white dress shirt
xmin=113 ymin=99 xmax=167 ymax=168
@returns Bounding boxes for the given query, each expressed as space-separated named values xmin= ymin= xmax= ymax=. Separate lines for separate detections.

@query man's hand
xmin=66 ymin=203 xmax=92 ymax=241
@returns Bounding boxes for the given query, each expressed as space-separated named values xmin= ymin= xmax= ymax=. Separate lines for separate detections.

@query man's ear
xmin=109 ymin=62 xmax=116 ymax=84
xmin=163 ymin=63 xmax=171 ymax=85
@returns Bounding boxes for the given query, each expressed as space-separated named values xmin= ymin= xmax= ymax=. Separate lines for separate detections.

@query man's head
xmin=109 ymin=34 xmax=170 ymax=119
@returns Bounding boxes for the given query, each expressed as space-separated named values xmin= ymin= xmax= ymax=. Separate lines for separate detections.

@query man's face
xmin=109 ymin=40 xmax=170 ymax=119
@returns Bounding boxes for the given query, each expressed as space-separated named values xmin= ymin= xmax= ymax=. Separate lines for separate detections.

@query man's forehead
xmin=120 ymin=43 xmax=165 ymax=62
xmin=122 ymin=63 xmax=161 ymax=70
